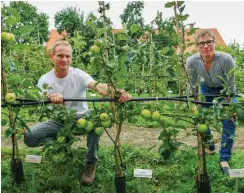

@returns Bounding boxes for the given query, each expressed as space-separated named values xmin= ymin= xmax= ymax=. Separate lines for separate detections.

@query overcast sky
xmin=10 ymin=1 xmax=244 ymax=46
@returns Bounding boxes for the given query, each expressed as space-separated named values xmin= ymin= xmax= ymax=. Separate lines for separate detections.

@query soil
xmin=1 ymin=123 xmax=244 ymax=152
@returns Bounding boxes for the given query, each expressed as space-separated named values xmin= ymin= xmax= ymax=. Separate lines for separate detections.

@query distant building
xmin=45 ymin=29 xmax=67 ymax=50
xmin=46 ymin=28 xmax=226 ymax=53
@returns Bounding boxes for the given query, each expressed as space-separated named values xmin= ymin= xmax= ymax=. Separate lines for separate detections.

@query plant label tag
xmin=229 ymin=169 xmax=244 ymax=178
xmin=25 ymin=155 xmax=42 ymax=163
xmin=134 ymin=169 xmax=152 ymax=178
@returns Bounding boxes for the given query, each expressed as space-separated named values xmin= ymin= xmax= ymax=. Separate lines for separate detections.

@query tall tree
xmin=54 ymin=6 xmax=85 ymax=37
xmin=2 ymin=1 xmax=49 ymax=44
xmin=153 ymin=11 xmax=178 ymax=53
xmin=120 ymin=1 xmax=145 ymax=36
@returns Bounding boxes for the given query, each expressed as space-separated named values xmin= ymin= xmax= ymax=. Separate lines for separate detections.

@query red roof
xmin=45 ymin=29 xmax=67 ymax=50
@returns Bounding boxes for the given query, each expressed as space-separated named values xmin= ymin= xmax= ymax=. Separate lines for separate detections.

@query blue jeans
xmin=24 ymin=110 xmax=99 ymax=163
xmin=200 ymin=83 xmax=237 ymax=162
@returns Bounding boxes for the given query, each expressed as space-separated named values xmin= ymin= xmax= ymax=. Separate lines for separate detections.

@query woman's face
xmin=196 ymin=35 xmax=215 ymax=59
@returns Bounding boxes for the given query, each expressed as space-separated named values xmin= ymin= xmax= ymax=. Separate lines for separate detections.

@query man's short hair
xmin=51 ymin=41 xmax=72 ymax=54
xmin=195 ymin=30 xmax=215 ymax=43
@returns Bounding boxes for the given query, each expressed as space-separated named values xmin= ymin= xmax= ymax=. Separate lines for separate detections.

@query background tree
xmin=151 ymin=11 xmax=179 ymax=93
xmin=2 ymin=1 xmax=49 ymax=44
xmin=54 ymin=6 xmax=85 ymax=37
xmin=120 ymin=1 xmax=145 ymax=38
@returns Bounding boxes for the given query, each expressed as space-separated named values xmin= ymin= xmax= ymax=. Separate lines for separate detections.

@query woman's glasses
xmin=197 ymin=40 xmax=215 ymax=48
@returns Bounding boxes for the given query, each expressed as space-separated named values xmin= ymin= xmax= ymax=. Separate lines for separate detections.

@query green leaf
xmin=6 ymin=7 xmax=21 ymax=20
xmin=217 ymin=75 xmax=227 ymax=83
xmin=169 ymin=54 xmax=178 ymax=61
xmin=89 ymin=14 xmax=97 ymax=21
xmin=227 ymin=68 xmax=235 ymax=79
xmin=42 ymin=83 xmax=49 ymax=90
xmin=5 ymin=127 xmax=14 ymax=138
xmin=15 ymin=44 xmax=30 ymax=51
xmin=178 ymin=14 xmax=189 ymax=21
xmin=164 ymin=101 xmax=175 ymax=110
xmin=122 ymin=23 xmax=127 ymax=31
xmin=97 ymin=28 xmax=107 ymax=37
xmin=160 ymin=47 xmax=170 ymax=55
xmin=179 ymin=5 xmax=185 ymax=13
xmin=128 ymin=117 xmax=138 ymax=124
xmin=86 ymin=20 xmax=96 ymax=31
xmin=117 ymin=33 xmax=129 ymax=41
xmin=5 ymin=16 xmax=18 ymax=26
xmin=1 ymin=119 xmax=8 ymax=126
xmin=130 ymin=24 xmax=140 ymax=33
xmin=9 ymin=74 xmax=22 ymax=83
xmin=175 ymin=123 xmax=187 ymax=129
xmin=237 ymin=93 xmax=244 ymax=99
xmin=177 ymin=1 xmax=185 ymax=7
xmin=165 ymin=2 xmax=175 ymax=8
xmin=17 ymin=135 xmax=23 ymax=140
xmin=19 ymin=26 xmax=34 ymax=34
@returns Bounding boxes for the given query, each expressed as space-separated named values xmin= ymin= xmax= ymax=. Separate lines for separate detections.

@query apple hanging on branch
xmin=5 ymin=92 xmax=17 ymax=104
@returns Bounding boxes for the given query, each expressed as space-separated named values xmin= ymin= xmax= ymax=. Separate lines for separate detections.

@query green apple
xmin=152 ymin=111 xmax=161 ymax=121
xmin=57 ymin=136 xmax=66 ymax=143
xmin=5 ymin=92 xmax=17 ymax=104
xmin=171 ymin=150 xmax=182 ymax=160
xmin=141 ymin=109 xmax=151 ymax=120
xmin=1 ymin=32 xmax=10 ymax=41
xmin=101 ymin=119 xmax=112 ymax=128
xmin=52 ymin=152 xmax=66 ymax=163
xmin=8 ymin=33 xmax=15 ymax=42
xmin=95 ymin=127 xmax=104 ymax=136
xmin=90 ymin=45 xmax=100 ymax=55
xmin=85 ymin=121 xmax=94 ymax=133
xmin=100 ymin=113 xmax=109 ymax=121
xmin=77 ymin=118 xmax=87 ymax=129
xmin=196 ymin=123 xmax=208 ymax=133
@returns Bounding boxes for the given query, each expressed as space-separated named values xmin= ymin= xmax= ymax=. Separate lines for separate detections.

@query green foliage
xmin=1 ymin=2 xmax=244 ymax=192
xmin=1 ymin=42 xmax=51 ymax=99
xmin=54 ymin=6 xmax=85 ymax=37
xmin=216 ymin=43 xmax=244 ymax=93
xmin=1 ymin=146 xmax=244 ymax=192
xmin=2 ymin=1 xmax=49 ymax=44
xmin=120 ymin=1 xmax=145 ymax=37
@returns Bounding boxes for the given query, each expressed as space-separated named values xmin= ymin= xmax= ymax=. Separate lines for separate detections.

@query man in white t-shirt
xmin=24 ymin=41 xmax=131 ymax=185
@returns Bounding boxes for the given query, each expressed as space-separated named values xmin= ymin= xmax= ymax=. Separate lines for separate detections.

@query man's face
xmin=50 ymin=45 xmax=72 ymax=71
xmin=196 ymin=35 xmax=215 ymax=58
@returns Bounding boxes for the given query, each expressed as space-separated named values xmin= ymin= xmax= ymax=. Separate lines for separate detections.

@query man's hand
xmin=225 ymin=96 xmax=231 ymax=103
xmin=116 ymin=89 xmax=132 ymax=103
xmin=48 ymin=93 xmax=64 ymax=104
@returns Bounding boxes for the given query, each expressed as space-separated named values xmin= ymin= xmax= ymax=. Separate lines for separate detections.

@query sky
xmin=6 ymin=1 xmax=244 ymax=46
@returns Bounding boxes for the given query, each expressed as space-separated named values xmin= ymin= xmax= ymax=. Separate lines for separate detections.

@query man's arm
xmin=88 ymin=80 xmax=131 ymax=103
xmin=88 ymin=80 xmax=109 ymax=96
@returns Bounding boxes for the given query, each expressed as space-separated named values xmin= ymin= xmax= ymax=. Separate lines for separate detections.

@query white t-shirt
xmin=38 ymin=67 xmax=94 ymax=114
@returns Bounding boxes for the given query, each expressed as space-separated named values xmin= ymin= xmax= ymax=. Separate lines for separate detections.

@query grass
xmin=1 ymin=144 xmax=244 ymax=193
